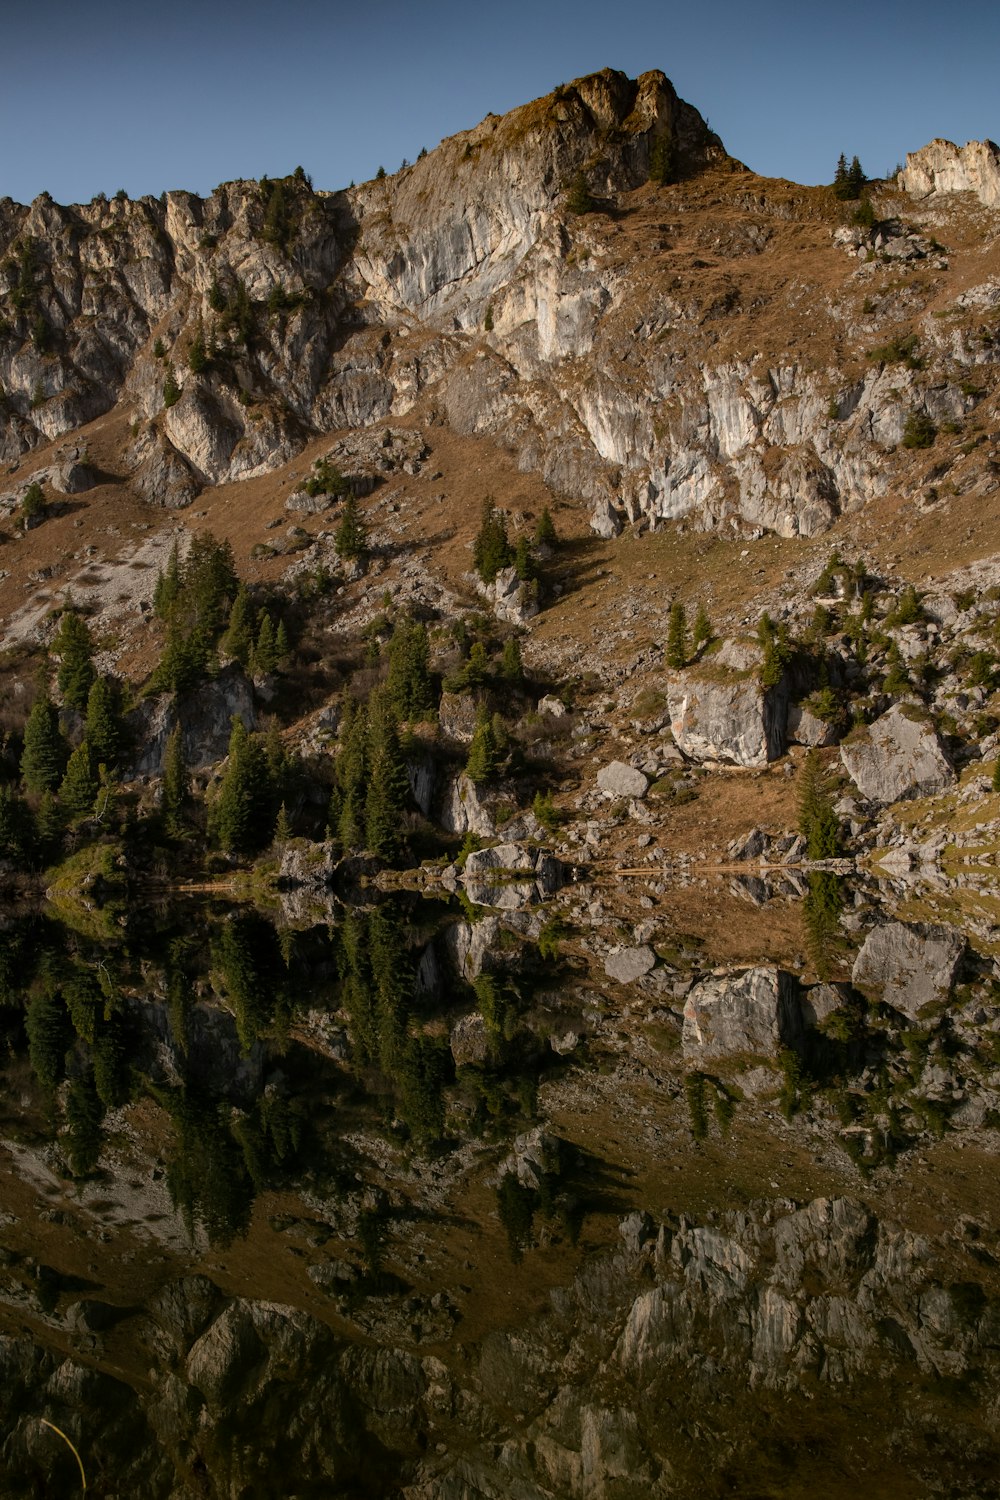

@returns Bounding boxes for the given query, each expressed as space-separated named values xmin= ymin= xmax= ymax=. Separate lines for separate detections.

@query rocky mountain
xmin=2 ymin=67 xmax=997 ymax=541
xmin=2 ymin=64 xmax=1000 ymax=1500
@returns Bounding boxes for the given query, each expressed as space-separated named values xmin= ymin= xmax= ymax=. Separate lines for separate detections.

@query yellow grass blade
xmin=40 ymin=1419 xmax=87 ymax=1492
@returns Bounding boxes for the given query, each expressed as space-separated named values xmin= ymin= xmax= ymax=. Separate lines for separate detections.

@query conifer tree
xmin=273 ymin=801 xmax=292 ymax=845
xmin=473 ymin=499 xmax=513 ymax=585
xmin=252 ymin=610 xmax=279 ymax=675
xmin=335 ymin=700 xmax=368 ymax=851
xmin=566 ymin=170 xmax=595 ymax=215
xmin=513 ymin=535 xmax=537 ymax=583
xmin=154 ymin=541 xmax=182 ymax=620
xmin=335 ymin=495 xmax=367 ymax=562
xmin=798 ymin=750 xmax=840 ymax=859
xmin=0 ymin=785 xmax=34 ymax=866
xmin=85 ymin=676 xmax=124 ymax=770
xmin=275 ymin=617 xmax=290 ymax=665
xmin=59 ymin=741 xmax=98 ymax=819
xmin=162 ymin=722 xmax=188 ymax=838
xmin=500 ymin=637 xmax=524 ymax=685
xmin=221 ymin=584 xmax=255 ymax=666
xmin=53 ymin=609 xmax=95 ymax=710
xmin=21 ymin=692 xmax=67 ymax=795
xmin=535 ymin=507 xmax=557 ymax=547
xmin=993 ymin=759 xmax=1000 ymax=795
xmin=385 ymin=616 xmax=434 ymax=720
xmin=214 ymin=718 xmax=273 ymax=855
xmin=692 ymin=602 xmax=713 ymax=652
xmin=465 ymin=705 xmax=502 ymax=784
xmin=187 ymin=321 xmax=209 ymax=374
xmin=35 ymin=790 xmax=65 ymax=860
xmin=883 ymin=641 xmax=910 ymax=695
xmin=365 ymin=694 xmax=410 ymax=860
xmin=666 ymin=601 xmax=688 ymax=669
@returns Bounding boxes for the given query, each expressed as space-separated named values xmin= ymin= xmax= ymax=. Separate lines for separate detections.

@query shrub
xmin=565 ymin=171 xmax=595 ymax=216
xmin=902 ymin=410 xmax=936 ymax=449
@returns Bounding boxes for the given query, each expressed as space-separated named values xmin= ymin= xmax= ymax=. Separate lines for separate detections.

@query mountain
xmin=2 ymin=68 xmax=1000 ymax=1499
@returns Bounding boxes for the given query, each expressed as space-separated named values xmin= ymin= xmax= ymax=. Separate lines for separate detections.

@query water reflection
xmin=0 ymin=873 xmax=998 ymax=1496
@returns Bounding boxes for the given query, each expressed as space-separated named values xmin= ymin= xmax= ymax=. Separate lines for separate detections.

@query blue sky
xmin=2 ymin=0 xmax=997 ymax=205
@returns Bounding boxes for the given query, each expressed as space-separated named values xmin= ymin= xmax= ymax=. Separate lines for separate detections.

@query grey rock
xmin=597 ymin=761 xmax=649 ymax=799
xmin=438 ymin=772 xmax=497 ymax=837
xmin=682 ymin=966 xmax=802 ymax=1059
xmin=787 ymin=701 xmax=840 ymax=747
xmin=590 ymin=497 xmax=623 ymax=538
xmin=461 ymin=842 xmax=565 ymax=909
xmin=852 ymin=921 xmax=965 ymax=1020
xmin=667 ymin=664 xmax=787 ymax=767
xmin=604 ymin=945 xmax=656 ymax=984
xmin=450 ymin=1012 xmax=492 ymax=1067
xmin=840 ymin=705 xmax=955 ymax=805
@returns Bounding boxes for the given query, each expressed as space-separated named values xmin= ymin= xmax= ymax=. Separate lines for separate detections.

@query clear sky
xmin=2 ymin=0 xmax=997 ymax=206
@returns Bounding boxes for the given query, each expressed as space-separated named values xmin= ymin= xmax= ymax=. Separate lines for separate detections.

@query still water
xmin=1 ymin=874 xmax=999 ymax=1498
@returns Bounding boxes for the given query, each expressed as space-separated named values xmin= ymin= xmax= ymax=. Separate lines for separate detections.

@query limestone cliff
xmin=2 ymin=69 xmax=997 ymax=543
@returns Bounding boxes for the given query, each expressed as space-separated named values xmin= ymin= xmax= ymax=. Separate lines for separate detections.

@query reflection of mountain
xmin=1 ymin=881 xmax=1000 ymax=1493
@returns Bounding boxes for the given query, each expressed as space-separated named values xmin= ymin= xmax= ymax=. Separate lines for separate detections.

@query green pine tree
xmin=187 ymin=321 xmax=209 ymax=374
xmin=500 ymin=637 xmax=524 ymax=685
xmin=21 ymin=693 xmax=67 ymax=795
xmin=473 ymin=498 xmax=513 ymax=584
xmin=53 ymin=608 xmax=95 ymax=711
xmin=692 ymin=602 xmax=713 ymax=651
xmin=883 ymin=641 xmax=910 ymax=695
xmin=992 ymin=759 xmax=1000 ymax=794
xmin=273 ymin=801 xmax=292 ymax=845
xmin=59 ymin=740 xmax=98 ymax=819
xmin=0 ymin=785 xmax=35 ymax=866
xmin=566 ymin=170 xmax=595 ymax=215
xmin=221 ymin=583 xmax=255 ymax=666
xmin=214 ymin=717 xmax=273 ymax=856
xmin=385 ymin=616 xmax=435 ymax=720
xmin=666 ymin=601 xmax=688 ymax=669
xmin=798 ymin=750 xmax=841 ymax=859
xmin=85 ymin=676 xmax=124 ymax=770
xmin=252 ymin=610 xmax=279 ymax=675
xmin=34 ymin=790 xmax=65 ymax=860
xmin=465 ymin=706 xmax=502 ymax=784
xmin=534 ymin=507 xmax=557 ymax=547
xmin=335 ymin=700 xmax=368 ymax=852
xmin=153 ymin=541 xmax=182 ymax=620
xmin=364 ymin=694 xmax=410 ymax=860
xmin=335 ymin=495 xmax=367 ymax=562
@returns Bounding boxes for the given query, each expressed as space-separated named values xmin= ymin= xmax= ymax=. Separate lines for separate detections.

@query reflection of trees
xmin=803 ymin=871 xmax=844 ymax=981
xmin=165 ymin=1089 xmax=256 ymax=1248
xmin=212 ymin=914 xmax=292 ymax=1051
xmin=338 ymin=905 xmax=451 ymax=1143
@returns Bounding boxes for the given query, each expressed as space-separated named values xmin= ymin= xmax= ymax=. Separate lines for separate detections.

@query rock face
xmin=852 ymin=921 xmax=965 ymax=1020
xmin=128 ymin=665 xmax=257 ymax=776
xmin=1 ymin=71 xmax=990 ymax=547
xmin=682 ymin=967 xmax=802 ymax=1059
xmin=840 ymin=705 xmax=955 ymax=805
xmin=898 ymin=138 xmax=1000 ymax=208
xmin=668 ymin=665 xmax=787 ymax=767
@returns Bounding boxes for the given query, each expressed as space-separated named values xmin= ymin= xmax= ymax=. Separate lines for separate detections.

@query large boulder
xmin=597 ymin=761 xmax=649 ymax=799
xmin=852 ymin=921 xmax=965 ymax=1020
xmin=461 ymin=842 xmax=564 ymax=909
xmin=682 ymin=967 xmax=802 ymax=1060
xmin=787 ymin=701 xmax=839 ymax=748
xmin=840 ymin=705 xmax=955 ymax=805
xmin=668 ymin=663 xmax=787 ymax=767
xmin=604 ymin=945 xmax=656 ymax=984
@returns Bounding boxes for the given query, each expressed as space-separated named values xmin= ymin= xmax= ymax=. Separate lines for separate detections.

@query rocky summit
xmin=1 ymin=66 xmax=1000 ymax=1500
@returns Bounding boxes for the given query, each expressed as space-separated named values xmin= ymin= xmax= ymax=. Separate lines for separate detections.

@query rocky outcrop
xmin=898 ymin=138 xmax=1000 ymax=208
xmin=128 ymin=664 xmax=257 ymax=776
xmin=461 ymin=842 xmax=564 ymax=909
xmin=840 ymin=705 xmax=955 ymax=805
xmin=852 ymin=921 xmax=965 ymax=1020
xmin=682 ymin=967 xmax=802 ymax=1059
xmin=668 ymin=661 xmax=787 ymax=767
